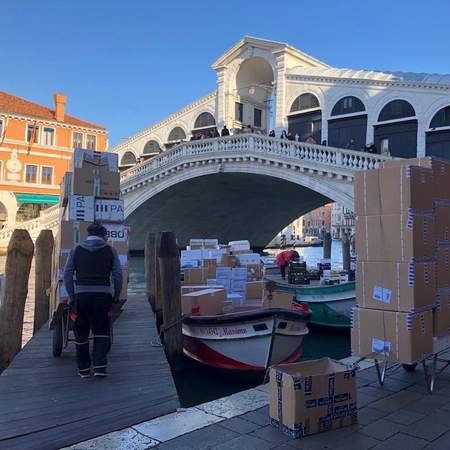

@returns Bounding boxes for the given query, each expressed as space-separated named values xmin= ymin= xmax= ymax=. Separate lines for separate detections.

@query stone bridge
xmin=0 ymin=134 xmax=389 ymax=251
xmin=120 ymin=134 xmax=389 ymax=250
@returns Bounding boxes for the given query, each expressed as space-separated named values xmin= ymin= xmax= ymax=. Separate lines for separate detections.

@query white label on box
xmin=372 ymin=285 xmax=392 ymax=304
xmin=181 ymin=249 xmax=203 ymax=260
xmin=372 ymin=338 xmax=391 ymax=355
xmin=67 ymin=195 xmax=95 ymax=222
xmin=95 ymin=199 xmax=124 ymax=222
xmin=104 ymin=224 xmax=128 ymax=242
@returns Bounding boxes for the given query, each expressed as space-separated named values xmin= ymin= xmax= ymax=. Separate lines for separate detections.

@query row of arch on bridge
xmin=120 ymin=112 xmax=217 ymax=168
xmin=287 ymin=94 xmax=450 ymax=159
xmin=119 ymin=96 xmax=450 ymax=168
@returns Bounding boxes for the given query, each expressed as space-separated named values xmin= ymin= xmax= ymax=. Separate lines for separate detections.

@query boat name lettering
xmin=223 ymin=327 xmax=247 ymax=335
xmin=199 ymin=327 xmax=248 ymax=336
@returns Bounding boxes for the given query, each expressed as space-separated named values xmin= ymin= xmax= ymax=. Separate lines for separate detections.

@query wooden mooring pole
xmin=33 ymin=230 xmax=54 ymax=334
xmin=342 ymin=233 xmax=351 ymax=272
xmin=159 ymin=231 xmax=183 ymax=372
xmin=0 ymin=230 xmax=34 ymax=371
xmin=323 ymin=231 xmax=332 ymax=259
xmin=145 ymin=232 xmax=163 ymax=331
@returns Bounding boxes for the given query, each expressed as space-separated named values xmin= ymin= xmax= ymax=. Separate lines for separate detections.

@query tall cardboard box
xmin=72 ymin=167 xmax=120 ymax=199
xmin=351 ymin=307 xmax=433 ymax=364
xmin=355 ymin=213 xmax=436 ymax=262
xmin=64 ymin=195 xmax=95 ymax=222
xmin=264 ymin=290 xmax=294 ymax=310
xmin=434 ymin=200 xmax=450 ymax=243
xmin=269 ymin=358 xmax=357 ymax=438
xmin=246 ymin=280 xmax=265 ymax=300
xmin=181 ymin=288 xmax=226 ymax=316
xmin=95 ymin=199 xmax=125 ymax=222
xmin=434 ymin=287 xmax=450 ymax=337
xmin=71 ymin=148 xmax=118 ymax=172
xmin=436 ymin=243 xmax=450 ymax=288
xmin=354 ymin=165 xmax=434 ymax=216
xmin=356 ymin=260 xmax=436 ymax=312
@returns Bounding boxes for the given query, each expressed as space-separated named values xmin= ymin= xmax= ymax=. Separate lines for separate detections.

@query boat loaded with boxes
xmin=180 ymin=239 xmax=311 ymax=372
xmin=351 ymin=156 xmax=450 ymax=366
xmin=49 ymin=149 xmax=128 ymax=350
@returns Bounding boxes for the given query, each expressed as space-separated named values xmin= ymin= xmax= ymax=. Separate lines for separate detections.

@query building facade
xmin=331 ymin=203 xmax=355 ymax=239
xmin=112 ymin=36 xmax=450 ymax=169
xmin=0 ymin=92 xmax=107 ymax=225
xmin=302 ymin=203 xmax=332 ymax=237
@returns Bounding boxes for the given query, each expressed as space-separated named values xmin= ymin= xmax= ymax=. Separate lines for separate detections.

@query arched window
xmin=290 ymin=93 xmax=320 ymax=113
xmin=430 ymin=106 xmax=450 ymax=128
xmin=194 ymin=112 xmax=215 ymax=129
xmin=143 ymin=140 xmax=161 ymax=155
xmin=120 ymin=151 xmax=137 ymax=166
xmin=378 ymin=100 xmax=415 ymax=122
xmin=331 ymin=96 xmax=365 ymax=116
xmin=168 ymin=127 xmax=186 ymax=142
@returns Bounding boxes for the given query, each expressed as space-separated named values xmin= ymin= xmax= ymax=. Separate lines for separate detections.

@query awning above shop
xmin=15 ymin=193 xmax=60 ymax=205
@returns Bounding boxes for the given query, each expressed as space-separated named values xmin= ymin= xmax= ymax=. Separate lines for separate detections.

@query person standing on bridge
xmin=221 ymin=125 xmax=230 ymax=136
xmin=63 ymin=223 xmax=123 ymax=378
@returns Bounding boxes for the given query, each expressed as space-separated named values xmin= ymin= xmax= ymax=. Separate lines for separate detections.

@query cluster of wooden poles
xmin=0 ymin=229 xmax=54 ymax=372
xmin=322 ymin=231 xmax=351 ymax=271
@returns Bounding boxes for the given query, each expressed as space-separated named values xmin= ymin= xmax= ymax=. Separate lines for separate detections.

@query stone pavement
xmin=66 ymin=359 xmax=450 ymax=450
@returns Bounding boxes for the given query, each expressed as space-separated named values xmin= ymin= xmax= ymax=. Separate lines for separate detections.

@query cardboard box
xmin=222 ymin=300 xmax=234 ymax=314
xmin=182 ymin=285 xmax=220 ymax=295
xmin=181 ymin=288 xmax=226 ymax=316
xmin=354 ymin=166 xmax=434 ymax=216
xmin=65 ymin=195 xmax=95 ymax=222
xmin=246 ymin=281 xmax=265 ymax=300
xmin=71 ymin=148 xmax=118 ymax=172
xmin=436 ymin=243 xmax=450 ymax=288
xmin=247 ymin=264 xmax=263 ymax=280
xmin=232 ymin=267 xmax=248 ymax=280
xmin=351 ymin=307 xmax=433 ymax=364
xmin=355 ymin=213 xmax=436 ymax=262
xmin=435 ymin=200 xmax=450 ymax=243
xmin=227 ymin=292 xmax=244 ymax=307
xmin=236 ymin=253 xmax=260 ymax=265
xmin=228 ymin=240 xmax=250 ymax=252
xmin=72 ymin=167 xmax=120 ymax=199
xmin=356 ymin=260 xmax=436 ymax=312
xmin=434 ymin=287 xmax=450 ymax=337
xmin=203 ymin=238 xmax=219 ymax=249
xmin=221 ymin=254 xmax=238 ymax=267
xmin=184 ymin=268 xmax=208 ymax=285
xmin=95 ymin=199 xmax=124 ymax=222
xmin=103 ymin=223 xmax=129 ymax=242
xmin=202 ymin=258 xmax=217 ymax=277
xmin=60 ymin=221 xmax=91 ymax=248
xmin=264 ymin=290 xmax=294 ymax=310
xmin=230 ymin=278 xmax=246 ymax=293
xmin=269 ymin=358 xmax=357 ymax=439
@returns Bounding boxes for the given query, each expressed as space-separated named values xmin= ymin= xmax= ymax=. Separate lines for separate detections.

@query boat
xmin=267 ymin=275 xmax=355 ymax=329
xmin=295 ymin=236 xmax=323 ymax=247
xmin=182 ymin=308 xmax=310 ymax=372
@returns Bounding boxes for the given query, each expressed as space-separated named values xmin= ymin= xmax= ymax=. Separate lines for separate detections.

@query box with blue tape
xmin=269 ymin=357 xmax=357 ymax=439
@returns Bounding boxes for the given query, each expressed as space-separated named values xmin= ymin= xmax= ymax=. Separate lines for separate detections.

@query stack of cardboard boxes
xmin=180 ymin=239 xmax=290 ymax=316
xmin=49 ymin=149 xmax=128 ymax=315
xmin=351 ymin=157 xmax=450 ymax=364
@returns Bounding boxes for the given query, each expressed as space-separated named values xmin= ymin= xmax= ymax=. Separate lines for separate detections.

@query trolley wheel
xmin=402 ymin=363 xmax=417 ymax=372
xmin=52 ymin=321 xmax=64 ymax=357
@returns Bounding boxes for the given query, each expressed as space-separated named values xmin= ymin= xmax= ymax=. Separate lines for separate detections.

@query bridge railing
xmin=0 ymin=204 xmax=60 ymax=243
xmin=120 ymin=134 xmax=390 ymax=186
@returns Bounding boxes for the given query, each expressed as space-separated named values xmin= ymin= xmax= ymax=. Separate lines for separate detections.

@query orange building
xmin=0 ymin=92 xmax=107 ymax=225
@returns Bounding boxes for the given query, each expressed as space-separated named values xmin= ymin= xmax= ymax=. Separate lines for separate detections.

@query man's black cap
xmin=87 ymin=223 xmax=107 ymax=238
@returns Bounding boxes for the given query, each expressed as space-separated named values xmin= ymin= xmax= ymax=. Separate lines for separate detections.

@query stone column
xmin=273 ymin=52 xmax=287 ymax=134
xmin=215 ymin=67 xmax=227 ymax=130
xmin=416 ymin=116 xmax=427 ymax=157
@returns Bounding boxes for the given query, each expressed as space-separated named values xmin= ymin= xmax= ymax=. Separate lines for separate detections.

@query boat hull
xmin=182 ymin=309 xmax=309 ymax=371
xmin=274 ymin=281 xmax=355 ymax=329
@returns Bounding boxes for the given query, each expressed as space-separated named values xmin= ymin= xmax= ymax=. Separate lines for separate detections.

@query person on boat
xmin=276 ymin=250 xmax=300 ymax=280
xmin=63 ymin=223 xmax=122 ymax=379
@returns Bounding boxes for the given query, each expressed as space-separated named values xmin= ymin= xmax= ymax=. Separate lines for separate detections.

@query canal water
xmin=8 ymin=241 xmax=350 ymax=407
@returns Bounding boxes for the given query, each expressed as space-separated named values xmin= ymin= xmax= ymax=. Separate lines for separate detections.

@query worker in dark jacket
xmin=64 ymin=223 xmax=123 ymax=378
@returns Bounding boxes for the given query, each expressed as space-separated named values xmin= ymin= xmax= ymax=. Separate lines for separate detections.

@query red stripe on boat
xmin=183 ymin=335 xmax=303 ymax=371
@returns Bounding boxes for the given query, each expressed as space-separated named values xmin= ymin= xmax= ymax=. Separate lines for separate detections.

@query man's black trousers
xmin=73 ymin=293 xmax=112 ymax=374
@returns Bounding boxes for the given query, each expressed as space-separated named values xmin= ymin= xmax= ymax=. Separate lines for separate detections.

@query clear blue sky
xmin=2 ymin=0 xmax=449 ymax=146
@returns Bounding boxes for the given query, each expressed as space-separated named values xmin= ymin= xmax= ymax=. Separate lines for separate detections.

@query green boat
xmin=266 ymin=275 xmax=355 ymax=329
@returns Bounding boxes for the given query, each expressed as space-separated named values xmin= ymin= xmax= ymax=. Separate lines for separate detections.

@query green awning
xmin=15 ymin=193 xmax=60 ymax=205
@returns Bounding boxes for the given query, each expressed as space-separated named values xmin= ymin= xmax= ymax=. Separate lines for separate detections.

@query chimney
xmin=54 ymin=93 xmax=67 ymax=122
